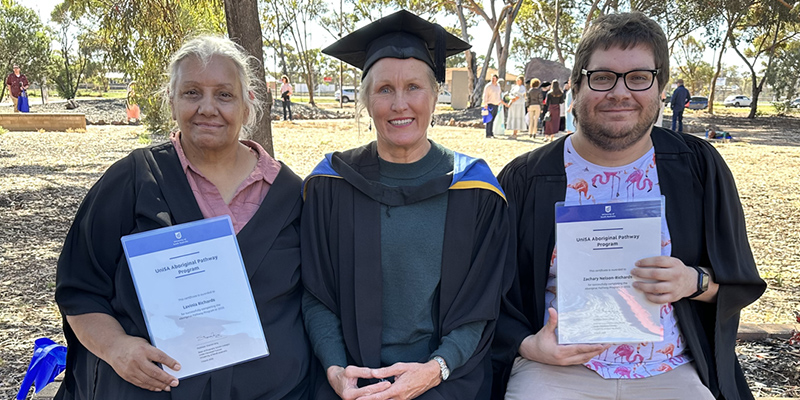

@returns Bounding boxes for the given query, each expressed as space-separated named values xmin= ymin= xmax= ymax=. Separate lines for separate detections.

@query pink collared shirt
xmin=171 ymin=133 xmax=281 ymax=234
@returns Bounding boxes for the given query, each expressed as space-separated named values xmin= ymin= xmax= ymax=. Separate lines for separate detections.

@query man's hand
xmin=106 ymin=335 xmax=180 ymax=392
xmin=631 ymin=256 xmax=697 ymax=303
xmin=632 ymin=256 xmax=718 ymax=303
xmin=326 ymin=365 xmax=390 ymax=400
xmin=518 ymin=308 xmax=609 ymax=366
xmin=360 ymin=360 xmax=441 ymax=400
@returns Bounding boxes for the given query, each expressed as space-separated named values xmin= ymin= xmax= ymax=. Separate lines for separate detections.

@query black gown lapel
xmin=148 ymin=143 xmax=205 ymax=224
xmin=237 ymin=164 xmax=302 ymax=279
xmin=351 ymin=188 xmax=384 ymax=368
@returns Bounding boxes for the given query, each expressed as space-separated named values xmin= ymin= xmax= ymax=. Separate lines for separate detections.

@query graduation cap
xmin=322 ymin=10 xmax=471 ymax=83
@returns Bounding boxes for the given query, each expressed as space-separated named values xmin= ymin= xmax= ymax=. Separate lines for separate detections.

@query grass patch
xmin=137 ymin=131 xmax=152 ymax=145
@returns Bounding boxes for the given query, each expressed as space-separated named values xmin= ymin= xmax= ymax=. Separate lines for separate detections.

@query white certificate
xmin=555 ymin=199 xmax=664 ymax=344
xmin=121 ymin=215 xmax=268 ymax=379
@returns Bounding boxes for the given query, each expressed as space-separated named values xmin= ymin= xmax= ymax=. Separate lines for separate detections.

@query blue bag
xmin=15 ymin=338 xmax=67 ymax=399
xmin=17 ymin=90 xmax=30 ymax=113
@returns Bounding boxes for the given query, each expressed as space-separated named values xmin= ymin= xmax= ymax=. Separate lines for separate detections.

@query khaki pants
xmin=505 ymin=358 xmax=714 ymax=400
xmin=528 ymin=105 xmax=541 ymax=136
xmin=11 ymin=95 xmax=19 ymax=112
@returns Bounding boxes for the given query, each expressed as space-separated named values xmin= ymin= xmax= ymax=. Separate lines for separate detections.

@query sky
xmin=26 ymin=0 xmax=742 ymax=83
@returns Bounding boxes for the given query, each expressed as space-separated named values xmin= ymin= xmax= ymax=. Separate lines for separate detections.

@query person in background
xmin=526 ymin=79 xmax=542 ymax=138
xmin=483 ymin=74 xmax=502 ymax=138
xmin=670 ymin=79 xmax=690 ymax=133
xmin=505 ymin=76 xmax=527 ymax=139
xmin=493 ymin=12 xmax=765 ymax=400
xmin=6 ymin=64 xmax=29 ymax=113
xmin=280 ymin=75 xmax=293 ymax=121
xmin=543 ymin=80 xmax=563 ymax=142
xmin=125 ymin=81 xmax=141 ymax=124
xmin=564 ymin=78 xmax=575 ymax=134
xmin=538 ymin=81 xmax=551 ymax=135
xmin=303 ymin=10 xmax=511 ymax=400
xmin=655 ymin=89 xmax=666 ymax=128
xmin=54 ymin=35 xmax=313 ymax=400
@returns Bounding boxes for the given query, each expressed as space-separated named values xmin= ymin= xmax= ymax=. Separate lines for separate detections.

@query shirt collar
xmin=170 ymin=132 xmax=280 ymax=185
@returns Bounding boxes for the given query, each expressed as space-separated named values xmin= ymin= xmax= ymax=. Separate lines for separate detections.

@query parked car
xmin=686 ymin=96 xmax=708 ymax=110
xmin=335 ymin=88 xmax=356 ymax=103
xmin=437 ymin=90 xmax=451 ymax=104
xmin=723 ymin=95 xmax=752 ymax=107
xmin=790 ymin=98 xmax=800 ymax=108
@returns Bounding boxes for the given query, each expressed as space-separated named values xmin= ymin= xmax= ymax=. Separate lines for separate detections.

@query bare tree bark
xmin=470 ymin=7 xmax=510 ymax=107
xmin=584 ymin=0 xmax=603 ymax=33
xmin=553 ymin=0 xmax=564 ymax=64
xmin=498 ymin=0 xmax=525 ymax=77
xmin=224 ymin=0 xmax=274 ymax=156
xmin=456 ymin=0 xmax=475 ymax=95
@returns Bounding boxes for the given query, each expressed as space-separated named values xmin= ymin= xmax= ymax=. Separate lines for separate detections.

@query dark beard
xmin=575 ymin=96 xmax=660 ymax=152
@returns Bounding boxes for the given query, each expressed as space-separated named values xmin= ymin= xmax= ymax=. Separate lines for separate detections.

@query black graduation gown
xmin=492 ymin=127 xmax=766 ymax=400
xmin=301 ymin=142 xmax=512 ymax=399
xmin=55 ymin=142 xmax=313 ymax=400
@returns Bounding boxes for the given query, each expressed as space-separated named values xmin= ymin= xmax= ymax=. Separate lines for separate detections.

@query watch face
xmin=701 ymin=272 xmax=710 ymax=291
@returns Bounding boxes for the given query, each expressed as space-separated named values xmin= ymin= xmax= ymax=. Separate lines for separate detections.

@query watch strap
xmin=687 ymin=265 xmax=707 ymax=299
xmin=432 ymin=356 xmax=449 ymax=381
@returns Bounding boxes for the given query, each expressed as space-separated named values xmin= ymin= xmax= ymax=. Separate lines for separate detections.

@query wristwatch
xmin=432 ymin=356 xmax=450 ymax=381
xmin=687 ymin=266 xmax=709 ymax=299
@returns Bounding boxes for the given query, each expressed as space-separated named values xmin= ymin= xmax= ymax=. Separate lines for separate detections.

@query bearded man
xmin=492 ymin=12 xmax=765 ymax=400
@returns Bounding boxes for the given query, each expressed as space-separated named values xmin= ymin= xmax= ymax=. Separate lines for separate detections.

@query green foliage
xmin=772 ymin=100 xmax=790 ymax=116
xmin=49 ymin=3 xmax=94 ymax=100
xmin=512 ymin=0 xmax=581 ymax=65
xmin=0 ymin=125 xmax=8 ymax=135
xmin=766 ymin=40 xmax=800 ymax=101
xmin=137 ymin=130 xmax=153 ymax=145
xmin=674 ymin=36 xmax=715 ymax=94
xmin=0 ymin=0 xmax=52 ymax=101
xmin=67 ymin=0 xmax=226 ymax=135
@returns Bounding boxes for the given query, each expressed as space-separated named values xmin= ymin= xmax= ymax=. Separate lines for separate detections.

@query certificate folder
xmin=555 ymin=199 xmax=664 ymax=344
xmin=121 ymin=215 xmax=269 ymax=379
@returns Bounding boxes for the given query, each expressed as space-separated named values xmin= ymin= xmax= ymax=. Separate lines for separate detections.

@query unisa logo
xmin=605 ymin=205 xmax=611 ymax=213
xmin=175 ymin=232 xmax=182 ymax=240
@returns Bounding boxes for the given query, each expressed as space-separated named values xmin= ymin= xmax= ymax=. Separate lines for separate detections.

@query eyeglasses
xmin=581 ymin=69 xmax=659 ymax=92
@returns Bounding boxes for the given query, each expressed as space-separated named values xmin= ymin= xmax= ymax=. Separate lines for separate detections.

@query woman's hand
xmin=518 ymin=308 xmax=609 ymax=366
xmin=326 ymin=365 xmax=391 ymax=400
xmin=361 ymin=361 xmax=441 ymax=400
xmin=106 ymin=335 xmax=181 ymax=391
xmin=66 ymin=313 xmax=180 ymax=392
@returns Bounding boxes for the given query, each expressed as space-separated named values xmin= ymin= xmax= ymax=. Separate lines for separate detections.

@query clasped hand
xmin=327 ymin=360 xmax=441 ymax=400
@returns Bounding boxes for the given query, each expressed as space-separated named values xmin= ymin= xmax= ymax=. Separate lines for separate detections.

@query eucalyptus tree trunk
xmin=224 ymin=0 xmax=274 ymax=156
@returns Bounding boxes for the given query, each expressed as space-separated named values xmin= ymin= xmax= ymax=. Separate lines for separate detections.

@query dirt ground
xmin=1 ymin=113 xmax=799 ymax=397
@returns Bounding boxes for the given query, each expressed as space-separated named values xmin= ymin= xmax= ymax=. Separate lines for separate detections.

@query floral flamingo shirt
xmin=543 ymin=136 xmax=692 ymax=379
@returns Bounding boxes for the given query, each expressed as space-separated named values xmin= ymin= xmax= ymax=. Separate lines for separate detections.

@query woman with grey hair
xmin=55 ymin=35 xmax=313 ymax=399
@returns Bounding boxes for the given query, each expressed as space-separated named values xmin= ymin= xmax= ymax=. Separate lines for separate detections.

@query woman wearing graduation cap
xmin=301 ymin=10 xmax=512 ymax=400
